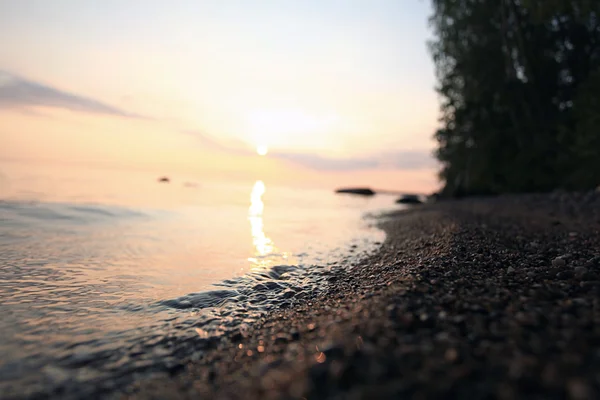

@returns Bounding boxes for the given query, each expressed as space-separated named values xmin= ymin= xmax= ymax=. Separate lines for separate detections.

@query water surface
xmin=0 ymin=161 xmax=401 ymax=396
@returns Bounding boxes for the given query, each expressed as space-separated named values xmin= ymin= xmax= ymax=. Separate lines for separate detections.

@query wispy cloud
xmin=0 ymin=71 xmax=144 ymax=118
xmin=272 ymin=152 xmax=380 ymax=171
xmin=377 ymin=150 xmax=438 ymax=170
xmin=273 ymin=150 xmax=436 ymax=171
xmin=181 ymin=129 xmax=255 ymax=156
xmin=181 ymin=128 xmax=435 ymax=171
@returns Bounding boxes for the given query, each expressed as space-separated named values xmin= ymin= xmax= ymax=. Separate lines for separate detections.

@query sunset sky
xmin=0 ymin=0 xmax=440 ymax=192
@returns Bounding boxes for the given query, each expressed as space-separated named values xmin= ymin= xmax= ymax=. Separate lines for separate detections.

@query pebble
xmin=43 ymin=365 xmax=71 ymax=386
xmin=273 ymin=334 xmax=290 ymax=345
xmin=556 ymin=270 xmax=573 ymax=280
xmin=552 ymin=257 xmax=567 ymax=267
xmin=444 ymin=348 xmax=458 ymax=362
xmin=567 ymin=379 xmax=591 ymax=400
xmin=574 ymin=267 xmax=588 ymax=278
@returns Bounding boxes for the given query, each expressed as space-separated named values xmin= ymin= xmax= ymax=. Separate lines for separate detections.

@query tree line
xmin=429 ymin=0 xmax=600 ymax=196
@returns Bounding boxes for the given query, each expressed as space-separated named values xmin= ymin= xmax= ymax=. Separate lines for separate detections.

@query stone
xmin=574 ymin=267 xmax=588 ymax=278
xmin=43 ymin=365 xmax=71 ymax=386
xmin=335 ymin=188 xmax=375 ymax=196
xmin=552 ymin=257 xmax=567 ymax=267
xmin=396 ymin=195 xmax=423 ymax=205
xmin=556 ymin=270 xmax=573 ymax=280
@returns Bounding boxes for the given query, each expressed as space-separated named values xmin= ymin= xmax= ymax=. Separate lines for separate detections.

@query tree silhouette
xmin=430 ymin=0 xmax=600 ymax=196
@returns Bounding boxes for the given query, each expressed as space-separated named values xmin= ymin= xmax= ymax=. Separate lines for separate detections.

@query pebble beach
xmin=125 ymin=192 xmax=600 ymax=399
xmin=15 ymin=192 xmax=600 ymax=399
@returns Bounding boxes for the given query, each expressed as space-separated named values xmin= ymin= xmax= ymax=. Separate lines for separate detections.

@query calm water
xmin=0 ymin=161 xmax=401 ymax=397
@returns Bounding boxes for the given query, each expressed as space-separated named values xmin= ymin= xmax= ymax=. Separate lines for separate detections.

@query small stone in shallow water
xmin=273 ymin=334 xmax=290 ymax=345
xmin=43 ymin=365 xmax=71 ymax=386
xmin=195 ymin=328 xmax=209 ymax=338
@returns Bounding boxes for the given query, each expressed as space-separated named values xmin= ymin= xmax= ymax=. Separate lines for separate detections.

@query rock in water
xmin=396 ymin=194 xmax=422 ymax=204
xmin=335 ymin=188 xmax=375 ymax=196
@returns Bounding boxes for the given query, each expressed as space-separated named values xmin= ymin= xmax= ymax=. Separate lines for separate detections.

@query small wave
xmin=154 ymin=261 xmax=329 ymax=349
xmin=158 ymin=290 xmax=239 ymax=309
xmin=0 ymin=200 xmax=148 ymax=226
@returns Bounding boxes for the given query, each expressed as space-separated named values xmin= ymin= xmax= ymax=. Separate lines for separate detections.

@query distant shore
xmin=66 ymin=193 xmax=600 ymax=398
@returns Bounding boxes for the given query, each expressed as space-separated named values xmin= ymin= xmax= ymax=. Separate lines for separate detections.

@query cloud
xmin=377 ymin=150 xmax=438 ymax=170
xmin=180 ymin=129 xmax=255 ymax=156
xmin=272 ymin=152 xmax=379 ymax=171
xmin=0 ymin=71 xmax=144 ymax=118
xmin=181 ymin=128 xmax=436 ymax=171
xmin=272 ymin=150 xmax=436 ymax=171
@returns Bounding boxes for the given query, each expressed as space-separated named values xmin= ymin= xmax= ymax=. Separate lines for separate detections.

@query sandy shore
xmin=126 ymin=193 xmax=597 ymax=398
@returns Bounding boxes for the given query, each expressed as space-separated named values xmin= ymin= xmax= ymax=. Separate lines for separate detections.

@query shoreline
xmin=26 ymin=192 xmax=600 ymax=399
xmin=129 ymin=192 xmax=600 ymax=399
xmin=3 ymin=200 xmax=387 ymax=400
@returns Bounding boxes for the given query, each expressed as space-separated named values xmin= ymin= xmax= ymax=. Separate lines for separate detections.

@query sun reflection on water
xmin=248 ymin=180 xmax=275 ymax=266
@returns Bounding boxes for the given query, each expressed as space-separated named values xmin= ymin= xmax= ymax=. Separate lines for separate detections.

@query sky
xmin=0 ymin=0 xmax=440 ymax=192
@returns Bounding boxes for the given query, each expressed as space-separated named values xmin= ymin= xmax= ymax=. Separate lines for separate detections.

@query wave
xmin=0 ymin=200 xmax=149 ymax=226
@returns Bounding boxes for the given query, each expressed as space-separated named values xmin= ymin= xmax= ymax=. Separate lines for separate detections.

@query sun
xmin=256 ymin=144 xmax=268 ymax=156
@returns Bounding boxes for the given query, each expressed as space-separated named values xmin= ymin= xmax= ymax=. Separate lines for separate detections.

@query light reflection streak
xmin=249 ymin=180 xmax=275 ymax=263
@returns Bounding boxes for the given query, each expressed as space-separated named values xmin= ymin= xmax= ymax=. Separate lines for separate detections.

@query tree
xmin=430 ymin=0 xmax=600 ymax=195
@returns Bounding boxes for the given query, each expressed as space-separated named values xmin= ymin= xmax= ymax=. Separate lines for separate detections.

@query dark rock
xmin=322 ymin=345 xmax=345 ymax=359
xmin=574 ymin=267 xmax=588 ymax=278
xmin=158 ymin=176 xmax=170 ymax=183
xmin=335 ymin=188 xmax=376 ymax=196
xmin=396 ymin=195 xmax=423 ymax=205
xmin=230 ymin=332 xmax=243 ymax=342
xmin=556 ymin=270 xmax=574 ymax=280
xmin=273 ymin=334 xmax=290 ymax=345
xmin=552 ymin=257 xmax=567 ymax=267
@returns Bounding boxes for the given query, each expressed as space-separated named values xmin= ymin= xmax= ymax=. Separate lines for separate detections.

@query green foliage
xmin=570 ymin=68 xmax=600 ymax=188
xmin=430 ymin=0 xmax=600 ymax=196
